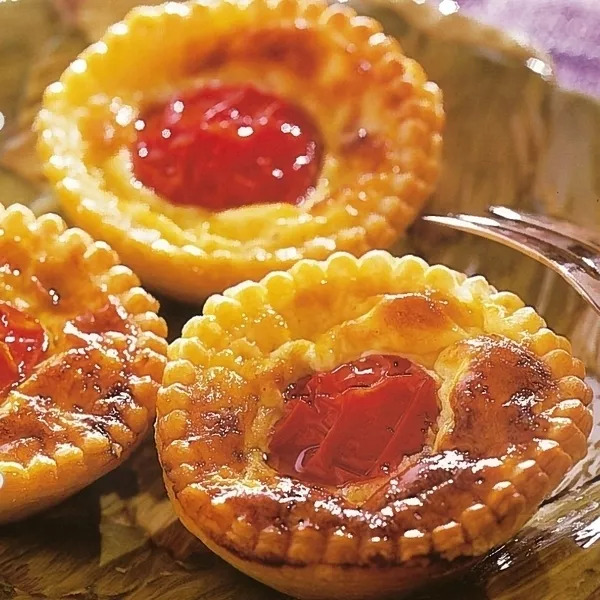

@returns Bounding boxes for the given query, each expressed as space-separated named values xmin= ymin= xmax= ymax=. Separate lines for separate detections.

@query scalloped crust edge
xmin=162 ymin=472 xmax=476 ymax=600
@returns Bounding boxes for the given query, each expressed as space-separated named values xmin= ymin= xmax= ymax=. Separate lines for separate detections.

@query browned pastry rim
xmin=0 ymin=203 xmax=167 ymax=523
xmin=156 ymin=251 xmax=592 ymax=599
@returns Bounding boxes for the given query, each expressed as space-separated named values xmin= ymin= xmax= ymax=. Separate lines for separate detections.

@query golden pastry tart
xmin=36 ymin=0 xmax=443 ymax=302
xmin=156 ymin=251 xmax=593 ymax=599
xmin=0 ymin=203 xmax=167 ymax=523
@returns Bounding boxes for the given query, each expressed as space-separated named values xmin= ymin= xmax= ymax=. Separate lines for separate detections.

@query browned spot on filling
xmin=379 ymin=293 xmax=460 ymax=332
xmin=0 ymin=396 xmax=65 ymax=463
xmin=185 ymin=27 xmax=324 ymax=79
xmin=72 ymin=298 xmax=131 ymax=336
xmin=443 ymin=335 xmax=555 ymax=457
xmin=339 ymin=127 xmax=389 ymax=172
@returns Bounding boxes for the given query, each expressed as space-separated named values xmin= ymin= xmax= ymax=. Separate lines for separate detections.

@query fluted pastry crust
xmin=156 ymin=251 xmax=592 ymax=599
xmin=0 ymin=203 xmax=167 ymax=523
xmin=36 ymin=0 xmax=443 ymax=301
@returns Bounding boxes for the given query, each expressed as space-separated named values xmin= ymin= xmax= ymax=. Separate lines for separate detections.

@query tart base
xmin=164 ymin=476 xmax=476 ymax=600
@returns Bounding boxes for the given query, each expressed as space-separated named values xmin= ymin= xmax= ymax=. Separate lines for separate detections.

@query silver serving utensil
xmin=423 ymin=205 xmax=600 ymax=316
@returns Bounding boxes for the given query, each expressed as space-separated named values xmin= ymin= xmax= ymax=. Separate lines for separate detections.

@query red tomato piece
xmin=132 ymin=83 xmax=323 ymax=210
xmin=268 ymin=355 xmax=439 ymax=486
xmin=0 ymin=303 xmax=48 ymax=394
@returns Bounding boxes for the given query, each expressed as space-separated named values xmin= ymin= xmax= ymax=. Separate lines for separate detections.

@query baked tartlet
xmin=156 ymin=251 xmax=593 ymax=599
xmin=0 ymin=202 xmax=167 ymax=523
xmin=36 ymin=0 xmax=443 ymax=302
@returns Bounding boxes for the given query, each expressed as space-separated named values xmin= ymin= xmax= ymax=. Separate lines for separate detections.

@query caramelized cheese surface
xmin=439 ymin=336 xmax=556 ymax=457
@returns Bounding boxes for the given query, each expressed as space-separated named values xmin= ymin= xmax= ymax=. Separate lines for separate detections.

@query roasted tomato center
xmin=0 ymin=302 xmax=47 ymax=394
xmin=268 ymin=355 xmax=439 ymax=487
xmin=132 ymin=83 xmax=323 ymax=210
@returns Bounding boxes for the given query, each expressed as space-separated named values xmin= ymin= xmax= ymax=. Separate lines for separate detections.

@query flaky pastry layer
xmin=156 ymin=251 xmax=592 ymax=598
xmin=37 ymin=0 xmax=443 ymax=301
xmin=0 ymin=203 xmax=167 ymax=523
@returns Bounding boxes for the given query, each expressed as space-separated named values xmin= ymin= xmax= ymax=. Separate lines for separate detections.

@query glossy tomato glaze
xmin=268 ymin=355 xmax=439 ymax=487
xmin=132 ymin=83 xmax=323 ymax=210
xmin=0 ymin=302 xmax=47 ymax=394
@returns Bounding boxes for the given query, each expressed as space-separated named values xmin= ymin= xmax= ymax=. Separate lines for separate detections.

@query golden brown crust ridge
xmin=37 ymin=0 xmax=443 ymax=300
xmin=156 ymin=251 xmax=592 ymax=598
xmin=0 ymin=203 xmax=168 ymax=523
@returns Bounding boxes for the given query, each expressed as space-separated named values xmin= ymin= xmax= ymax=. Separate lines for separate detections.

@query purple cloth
xmin=430 ymin=0 xmax=600 ymax=97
